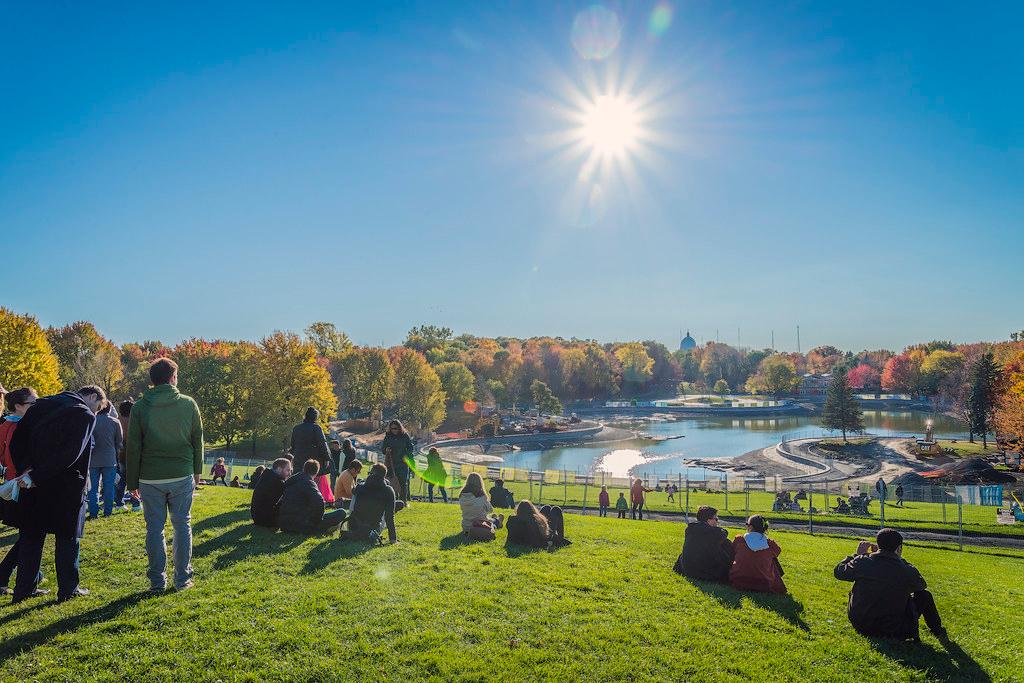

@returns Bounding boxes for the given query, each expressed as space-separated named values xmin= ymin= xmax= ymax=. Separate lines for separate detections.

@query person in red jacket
xmin=630 ymin=478 xmax=652 ymax=520
xmin=729 ymin=514 xmax=786 ymax=594
xmin=598 ymin=485 xmax=610 ymax=517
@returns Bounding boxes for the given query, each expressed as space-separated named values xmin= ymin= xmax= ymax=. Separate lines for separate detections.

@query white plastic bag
xmin=0 ymin=478 xmax=19 ymax=502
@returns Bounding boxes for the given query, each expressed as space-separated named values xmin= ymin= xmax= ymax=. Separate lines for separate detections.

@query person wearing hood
xmin=290 ymin=407 xmax=331 ymax=475
xmin=346 ymin=463 xmax=404 ymax=543
xmin=673 ymin=505 xmax=734 ymax=583
xmin=87 ymin=402 xmax=122 ymax=519
xmin=10 ymin=386 xmax=105 ymax=603
xmin=380 ymin=420 xmax=414 ymax=504
xmin=729 ymin=515 xmax=786 ymax=593
xmin=277 ymin=460 xmax=348 ymax=534
xmin=0 ymin=387 xmax=39 ymax=596
xmin=423 ymin=447 xmax=449 ymax=503
xmin=126 ymin=358 xmax=204 ymax=593
xmin=250 ymin=458 xmax=292 ymax=528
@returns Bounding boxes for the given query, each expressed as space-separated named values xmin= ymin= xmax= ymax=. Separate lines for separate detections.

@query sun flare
xmin=581 ymin=94 xmax=640 ymax=156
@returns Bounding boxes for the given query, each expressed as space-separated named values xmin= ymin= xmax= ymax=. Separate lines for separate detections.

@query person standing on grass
xmin=126 ymin=358 xmax=204 ymax=593
xmin=615 ymin=492 xmax=628 ymax=518
xmin=290 ymin=407 xmax=331 ymax=480
xmin=459 ymin=472 xmax=503 ymax=540
xmin=115 ymin=399 xmax=140 ymax=511
xmin=87 ymin=402 xmax=122 ymax=519
xmin=895 ymin=484 xmax=904 ymax=507
xmin=10 ymin=386 xmax=106 ymax=603
xmin=834 ymin=528 xmax=946 ymax=641
xmin=381 ymin=420 xmax=414 ymax=504
xmin=333 ymin=460 xmax=362 ymax=504
xmin=0 ymin=388 xmax=39 ymax=596
xmin=630 ymin=478 xmax=652 ymax=520
xmin=673 ymin=505 xmax=734 ymax=583
xmin=328 ymin=439 xmax=343 ymax=491
xmin=729 ymin=515 xmax=786 ymax=594
xmin=423 ymin=447 xmax=449 ymax=503
xmin=250 ymin=458 xmax=292 ymax=528
xmin=278 ymin=460 xmax=348 ymax=534
xmin=346 ymin=463 xmax=404 ymax=544
xmin=598 ymin=485 xmax=610 ymax=517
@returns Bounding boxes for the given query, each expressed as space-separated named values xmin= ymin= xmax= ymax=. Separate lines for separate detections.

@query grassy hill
xmin=1 ymin=489 xmax=1021 ymax=682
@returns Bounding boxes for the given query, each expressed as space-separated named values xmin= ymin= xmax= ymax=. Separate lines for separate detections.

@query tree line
xmin=2 ymin=308 xmax=1023 ymax=448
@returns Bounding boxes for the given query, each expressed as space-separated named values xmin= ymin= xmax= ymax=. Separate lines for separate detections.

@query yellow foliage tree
xmin=258 ymin=332 xmax=336 ymax=450
xmin=0 ymin=308 xmax=61 ymax=396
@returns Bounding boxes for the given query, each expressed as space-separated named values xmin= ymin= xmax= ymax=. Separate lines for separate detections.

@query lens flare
xmin=648 ymin=2 xmax=674 ymax=37
xmin=462 ymin=400 xmax=479 ymax=413
xmin=581 ymin=95 xmax=640 ymax=156
xmin=571 ymin=5 xmax=622 ymax=60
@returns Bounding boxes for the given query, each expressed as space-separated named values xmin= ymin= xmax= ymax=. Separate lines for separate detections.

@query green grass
xmin=935 ymin=439 xmax=1000 ymax=458
xmin=2 ymin=489 xmax=1021 ymax=681
xmin=478 ymin=480 xmax=1024 ymax=538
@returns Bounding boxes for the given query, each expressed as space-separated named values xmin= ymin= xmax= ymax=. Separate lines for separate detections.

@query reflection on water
xmin=500 ymin=411 xmax=967 ymax=478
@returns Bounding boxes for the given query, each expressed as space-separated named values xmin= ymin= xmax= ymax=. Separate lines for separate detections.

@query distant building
xmin=680 ymin=330 xmax=696 ymax=352
xmin=799 ymin=373 xmax=831 ymax=397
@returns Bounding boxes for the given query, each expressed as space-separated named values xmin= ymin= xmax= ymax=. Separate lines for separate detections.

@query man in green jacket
xmin=126 ymin=358 xmax=204 ymax=592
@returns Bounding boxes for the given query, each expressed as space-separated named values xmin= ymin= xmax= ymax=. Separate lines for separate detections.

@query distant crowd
xmin=0 ymin=363 xmax=949 ymax=642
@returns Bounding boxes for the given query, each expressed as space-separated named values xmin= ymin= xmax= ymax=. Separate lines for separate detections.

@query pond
xmin=500 ymin=410 xmax=968 ymax=478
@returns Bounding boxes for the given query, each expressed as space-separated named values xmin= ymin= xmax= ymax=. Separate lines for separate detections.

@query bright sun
xmin=581 ymin=94 xmax=640 ymax=156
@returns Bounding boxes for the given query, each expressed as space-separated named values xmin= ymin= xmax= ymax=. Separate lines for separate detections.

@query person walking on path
xmin=598 ymin=485 xmax=610 ymax=517
xmin=895 ymin=484 xmax=905 ymax=507
xmin=0 ymin=387 xmax=39 ymax=595
xmin=126 ymin=358 xmax=204 ymax=593
xmin=9 ymin=386 xmax=105 ymax=603
xmin=834 ymin=528 xmax=946 ymax=641
xmin=381 ymin=420 xmax=414 ymax=504
xmin=88 ymin=403 xmax=122 ymax=519
xmin=729 ymin=515 xmax=786 ymax=594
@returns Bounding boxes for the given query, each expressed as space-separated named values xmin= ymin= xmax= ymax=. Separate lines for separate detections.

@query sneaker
xmin=56 ymin=587 xmax=88 ymax=603
xmin=149 ymin=585 xmax=166 ymax=595
xmin=0 ymin=587 xmax=8 ymax=596
xmin=174 ymin=580 xmax=194 ymax=592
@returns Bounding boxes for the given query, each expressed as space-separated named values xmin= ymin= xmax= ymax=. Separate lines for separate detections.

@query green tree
xmin=530 ymin=379 xmax=562 ymax=416
xmin=259 ymin=332 xmax=336 ymax=450
xmin=435 ymin=361 xmax=475 ymax=406
xmin=748 ymin=354 xmax=799 ymax=396
xmin=485 ymin=379 xmax=508 ymax=408
xmin=329 ymin=347 xmax=395 ymax=425
xmin=393 ymin=349 xmax=446 ymax=432
xmin=713 ymin=379 xmax=730 ymax=395
xmin=117 ymin=341 xmax=168 ymax=400
xmin=615 ymin=342 xmax=654 ymax=390
xmin=0 ymin=308 xmax=61 ymax=396
xmin=967 ymin=351 xmax=1001 ymax=448
xmin=172 ymin=340 xmax=240 ymax=449
xmin=920 ymin=349 xmax=964 ymax=396
xmin=47 ymin=321 xmax=123 ymax=395
xmin=404 ymin=325 xmax=454 ymax=355
xmin=304 ymin=322 xmax=352 ymax=357
xmin=821 ymin=371 xmax=864 ymax=442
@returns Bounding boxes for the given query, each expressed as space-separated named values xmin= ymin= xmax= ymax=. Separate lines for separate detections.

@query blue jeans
xmin=140 ymin=477 xmax=195 ymax=589
xmin=89 ymin=466 xmax=118 ymax=517
xmin=427 ymin=483 xmax=448 ymax=503
xmin=13 ymin=530 xmax=80 ymax=601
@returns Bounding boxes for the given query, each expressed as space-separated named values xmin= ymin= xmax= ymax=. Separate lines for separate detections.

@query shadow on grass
xmin=191 ymin=508 xmax=252 ymax=535
xmin=683 ymin=578 xmax=809 ymax=631
xmin=0 ymin=591 xmax=154 ymax=665
xmin=300 ymin=538 xmax=377 ymax=575
xmin=439 ymin=532 xmax=474 ymax=550
xmin=193 ymin=524 xmax=306 ymax=570
xmin=869 ymin=637 xmax=991 ymax=682
xmin=503 ymin=542 xmax=567 ymax=558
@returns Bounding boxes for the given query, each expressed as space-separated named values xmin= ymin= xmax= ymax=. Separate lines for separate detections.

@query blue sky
xmin=3 ymin=1 xmax=1022 ymax=352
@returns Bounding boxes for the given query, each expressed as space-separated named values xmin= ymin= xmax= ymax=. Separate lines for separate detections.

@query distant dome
xmin=680 ymin=331 xmax=696 ymax=351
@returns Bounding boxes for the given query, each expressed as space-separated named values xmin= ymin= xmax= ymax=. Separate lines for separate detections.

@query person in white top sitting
xmin=459 ymin=472 xmax=503 ymax=541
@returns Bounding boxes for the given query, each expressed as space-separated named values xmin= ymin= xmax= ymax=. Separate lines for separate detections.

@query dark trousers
xmin=632 ymin=502 xmax=644 ymax=520
xmin=0 ymin=538 xmax=41 ymax=587
xmin=539 ymin=505 xmax=565 ymax=538
xmin=599 ymin=505 xmax=608 ymax=517
xmin=13 ymin=529 xmax=80 ymax=601
xmin=427 ymin=483 xmax=448 ymax=503
xmin=912 ymin=590 xmax=943 ymax=634
xmin=318 ymin=508 xmax=348 ymax=533
xmin=213 ymin=476 xmax=227 ymax=486
xmin=617 ymin=509 xmax=626 ymax=518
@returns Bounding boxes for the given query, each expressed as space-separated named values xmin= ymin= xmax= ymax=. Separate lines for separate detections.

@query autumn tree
xmin=435 ymin=361 xmax=475 ymax=406
xmin=821 ymin=371 xmax=864 ymax=442
xmin=713 ymin=379 xmax=730 ymax=395
xmin=920 ymin=350 xmax=964 ymax=396
xmin=806 ymin=345 xmax=844 ymax=375
xmin=305 ymin=322 xmax=352 ymax=357
xmin=117 ymin=341 xmax=169 ymax=399
xmin=47 ymin=321 xmax=123 ymax=395
xmin=404 ymin=325 xmax=454 ymax=355
xmin=330 ymin=347 xmax=394 ymax=424
xmin=615 ymin=342 xmax=654 ymax=391
xmin=698 ymin=343 xmax=745 ymax=389
xmin=259 ymin=332 xmax=336 ymax=450
xmin=748 ymin=354 xmax=799 ymax=396
xmin=882 ymin=352 xmax=924 ymax=395
xmin=393 ymin=349 xmax=446 ymax=432
xmin=0 ymin=308 xmax=61 ymax=396
xmin=846 ymin=363 xmax=881 ymax=391
xmin=171 ymin=340 xmax=242 ymax=449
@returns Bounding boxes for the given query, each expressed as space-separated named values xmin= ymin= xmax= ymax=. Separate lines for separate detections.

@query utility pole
xmin=771 ymin=330 xmax=775 ymax=351
xmin=797 ymin=325 xmax=801 ymax=354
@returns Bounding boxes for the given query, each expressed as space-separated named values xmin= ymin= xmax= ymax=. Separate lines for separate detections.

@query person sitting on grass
xmin=834 ymin=528 xmax=946 ymax=641
xmin=833 ymin=497 xmax=851 ymax=514
xmin=459 ymin=472 xmax=504 ymax=541
xmin=250 ymin=458 xmax=292 ymax=528
xmin=506 ymin=500 xmax=570 ymax=549
xmin=230 ymin=475 xmax=241 ymax=488
xmin=345 ymin=463 xmax=404 ymax=544
xmin=615 ymin=492 xmax=629 ymax=518
xmin=248 ymin=465 xmax=265 ymax=490
xmin=333 ymin=459 xmax=362 ymax=505
xmin=729 ymin=515 xmax=786 ymax=594
xmin=277 ymin=460 xmax=347 ymax=535
xmin=489 ymin=478 xmax=515 ymax=509
xmin=598 ymin=485 xmax=610 ymax=517
xmin=210 ymin=457 xmax=227 ymax=486
xmin=673 ymin=505 xmax=734 ymax=583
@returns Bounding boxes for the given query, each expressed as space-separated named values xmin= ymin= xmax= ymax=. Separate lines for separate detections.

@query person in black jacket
xmin=346 ymin=463 xmax=405 ymax=543
xmin=341 ymin=439 xmax=358 ymax=472
xmin=10 ymin=387 xmax=106 ymax=603
xmin=834 ymin=528 xmax=946 ymax=641
xmin=380 ymin=420 xmax=414 ymax=504
xmin=489 ymin=479 xmax=515 ymax=509
xmin=289 ymin=407 xmax=331 ymax=475
xmin=673 ymin=505 xmax=734 ymax=583
xmin=506 ymin=500 xmax=571 ymax=549
xmin=328 ymin=440 xmax=343 ymax=490
xmin=250 ymin=458 xmax=292 ymax=528
xmin=277 ymin=460 xmax=348 ymax=535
